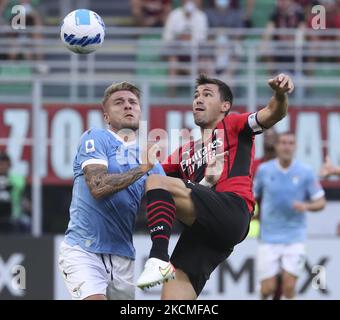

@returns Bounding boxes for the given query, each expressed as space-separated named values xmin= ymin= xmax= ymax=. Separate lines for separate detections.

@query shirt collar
xmin=107 ymin=129 xmax=137 ymax=146
xmin=275 ymin=159 xmax=295 ymax=173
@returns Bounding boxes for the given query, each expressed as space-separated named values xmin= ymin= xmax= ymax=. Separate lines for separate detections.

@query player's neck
xmin=200 ymin=116 xmax=224 ymax=141
xmin=278 ymin=158 xmax=293 ymax=169
xmin=109 ymin=127 xmax=137 ymax=143
xmin=201 ymin=127 xmax=214 ymax=143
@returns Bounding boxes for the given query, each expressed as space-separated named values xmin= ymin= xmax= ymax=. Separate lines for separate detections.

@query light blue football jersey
xmin=254 ymin=159 xmax=324 ymax=244
xmin=64 ymin=128 xmax=165 ymax=259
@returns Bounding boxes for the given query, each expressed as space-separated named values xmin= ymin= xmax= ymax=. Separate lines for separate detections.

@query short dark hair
xmin=195 ymin=74 xmax=233 ymax=106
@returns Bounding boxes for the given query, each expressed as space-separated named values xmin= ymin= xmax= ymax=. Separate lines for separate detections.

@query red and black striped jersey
xmin=162 ymin=112 xmax=263 ymax=213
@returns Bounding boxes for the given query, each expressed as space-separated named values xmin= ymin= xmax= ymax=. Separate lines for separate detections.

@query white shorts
xmin=257 ymin=242 xmax=306 ymax=281
xmin=58 ymin=241 xmax=135 ymax=300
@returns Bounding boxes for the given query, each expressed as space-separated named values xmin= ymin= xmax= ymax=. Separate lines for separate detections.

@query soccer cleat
xmin=137 ymin=257 xmax=175 ymax=289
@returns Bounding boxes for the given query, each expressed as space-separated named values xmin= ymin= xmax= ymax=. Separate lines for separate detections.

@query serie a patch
xmin=85 ymin=139 xmax=95 ymax=153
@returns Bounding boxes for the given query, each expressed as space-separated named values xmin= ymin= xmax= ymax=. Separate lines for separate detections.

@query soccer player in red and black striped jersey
xmin=137 ymin=73 xmax=294 ymax=299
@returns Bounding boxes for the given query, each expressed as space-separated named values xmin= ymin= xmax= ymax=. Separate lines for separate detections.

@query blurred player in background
xmin=137 ymin=73 xmax=294 ymax=299
xmin=254 ymin=132 xmax=326 ymax=300
xmin=253 ymin=128 xmax=278 ymax=174
xmin=320 ymin=155 xmax=340 ymax=177
xmin=251 ymin=128 xmax=280 ymax=296
xmin=58 ymin=82 xmax=163 ymax=300
xmin=249 ymin=128 xmax=278 ymax=234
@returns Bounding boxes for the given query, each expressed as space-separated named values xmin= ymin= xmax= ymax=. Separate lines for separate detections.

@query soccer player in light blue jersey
xmin=58 ymin=82 xmax=164 ymax=300
xmin=254 ymin=132 xmax=326 ymax=300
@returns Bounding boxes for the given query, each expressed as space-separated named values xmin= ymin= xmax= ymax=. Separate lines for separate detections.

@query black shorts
xmin=170 ymin=180 xmax=251 ymax=296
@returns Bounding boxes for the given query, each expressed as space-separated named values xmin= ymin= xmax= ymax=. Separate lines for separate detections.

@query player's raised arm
xmin=256 ymin=73 xmax=294 ymax=129
xmin=84 ymin=144 xmax=159 ymax=200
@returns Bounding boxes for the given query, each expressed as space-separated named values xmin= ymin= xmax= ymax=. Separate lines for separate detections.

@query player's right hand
xmin=268 ymin=73 xmax=294 ymax=94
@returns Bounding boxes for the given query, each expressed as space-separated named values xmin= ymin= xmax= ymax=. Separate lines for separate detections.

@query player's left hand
xmin=268 ymin=73 xmax=294 ymax=94
xmin=205 ymin=151 xmax=228 ymax=185
xmin=293 ymin=201 xmax=307 ymax=213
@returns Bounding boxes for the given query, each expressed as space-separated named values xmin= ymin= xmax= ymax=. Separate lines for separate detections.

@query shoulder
xmin=295 ymin=160 xmax=313 ymax=175
xmin=79 ymin=128 xmax=110 ymax=148
xmin=224 ymin=112 xmax=257 ymax=132
xmin=225 ymin=112 xmax=251 ymax=123
xmin=258 ymin=159 xmax=275 ymax=173
xmin=81 ymin=127 xmax=107 ymax=139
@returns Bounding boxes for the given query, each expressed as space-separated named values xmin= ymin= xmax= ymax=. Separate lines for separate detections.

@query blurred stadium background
xmin=0 ymin=0 xmax=339 ymax=299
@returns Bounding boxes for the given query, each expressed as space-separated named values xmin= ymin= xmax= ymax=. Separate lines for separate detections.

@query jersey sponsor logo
xmin=159 ymin=263 xmax=173 ymax=278
xmin=180 ymin=138 xmax=223 ymax=176
xmin=85 ymin=139 xmax=95 ymax=153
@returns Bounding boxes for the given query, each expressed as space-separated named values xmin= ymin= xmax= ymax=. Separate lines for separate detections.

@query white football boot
xmin=137 ymin=257 xmax=176 ymax=289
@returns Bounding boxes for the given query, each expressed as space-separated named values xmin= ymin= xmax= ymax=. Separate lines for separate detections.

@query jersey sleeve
xmin=305 ymin=169 xmax=325 ymax=201
xmin=253 ymin=164 xmax=265 ymax=199
xmin=78 ymin=129 xmax=109 ymax=170
xmin=229 ymin=112 xmax=264 ymax=135
xmin=162 ymin=147 xmax=182 ymax=178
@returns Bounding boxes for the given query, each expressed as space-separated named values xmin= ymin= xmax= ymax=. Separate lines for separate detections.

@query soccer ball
xmin=60 ymin=9 xmax=105 ymax=54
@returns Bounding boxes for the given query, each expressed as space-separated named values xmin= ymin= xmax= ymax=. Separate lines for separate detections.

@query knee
xmin=146 ymin=174 xmax=166 ymax=191
xmin=161 ymin=270 xmax=197 ymax=300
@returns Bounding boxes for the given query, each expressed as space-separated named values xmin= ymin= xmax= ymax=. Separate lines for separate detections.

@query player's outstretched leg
xmin=137 ymin=175 xmax=194 ymax=290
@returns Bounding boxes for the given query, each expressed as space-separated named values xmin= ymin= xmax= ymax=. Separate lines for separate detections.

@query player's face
xmin=193 ymin=84 xmax=230 ymax=129
xmin=103 ymin=90 xmax=141 ymax=131
xmin=275 ymin=134 xmax=296 ymax=162
xmin=263 ymin=128 xmax=277 ymax=151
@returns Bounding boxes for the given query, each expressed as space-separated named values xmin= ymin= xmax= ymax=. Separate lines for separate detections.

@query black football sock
xmin=146 ymin=188 xmax=176 ymax=262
